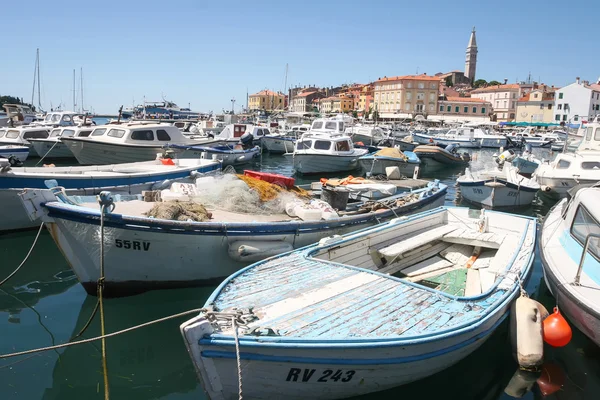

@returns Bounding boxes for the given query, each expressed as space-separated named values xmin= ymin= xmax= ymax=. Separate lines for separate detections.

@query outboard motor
xmin=7 ymin=155 xmax=23 ymax=167
xmin=445 ymin=143 xmax=458 ymax=154
xmin=240 ymin=131 xmax=254 ymax=150
xmin=495 ymin=148 xmax=516 ymax=167
xmin=524 ymin=143 xmax=533 ymax=155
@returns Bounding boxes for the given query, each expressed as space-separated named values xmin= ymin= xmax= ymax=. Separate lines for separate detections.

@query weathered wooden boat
xmin=359 ymin=147 xmax=420 ymax=177
xmin=414 ymin=144 xmax=471 ymax=170
xmin=2 ymin=158 xmax=221 ymax=232
xmin=180 ymin=206 xmax=536 ymax=399
xmin=0 ymin=145 xmax=29 ymax=163
xmin=541 ymin=186 xmax=600 ymax=346
xmin=457 ymin=164 xmax=539 ymax=208
xmin=18 ymin=181 xmax=446 ymax=296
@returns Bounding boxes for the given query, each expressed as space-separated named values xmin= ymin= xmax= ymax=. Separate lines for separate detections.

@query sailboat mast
xmin=31 ymin=49 xmax=39 ymax=107
xmin=37 ymin=49 xmax=41 ymax=111
xmin=80 ymin=67 xmax=84 ymax=113
xmin=73 ymin=69 xmax=76 ymax=111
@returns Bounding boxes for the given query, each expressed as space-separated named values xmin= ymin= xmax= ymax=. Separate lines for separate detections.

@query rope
xmin=35 ymin=140 xmax=62 ymax=166
xmin=0 ymin=223 xmax=45 ymax=286
xmin=0 ymin=308 xmax=205 ymax=359
xmin=232 ymin=316 xmax=243 ymax=400
xmin=99 ymin=204 xmax=109 ymax=400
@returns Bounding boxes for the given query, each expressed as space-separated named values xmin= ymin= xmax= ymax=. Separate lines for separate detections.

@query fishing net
xmin=144 ymin=201 xmax=212 ymax=222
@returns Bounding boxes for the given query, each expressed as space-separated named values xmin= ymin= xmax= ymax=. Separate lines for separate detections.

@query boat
xmin=359 ymin=147 xmax=420 ymax=177
xmin=18 ymin=178 xmax=447 ymax=296
xmin=510 ymin=147 xmax=541 ymax=178
xmin=0 ymin=104 xmax=37 ymax=127
xmin=505 ymin=127 xmax=564 ymax=148
xmin=261 ymin=132 xmax=296 ymax=154
xmin=60 ymin=122 xmax=222 ymax=165
xmin=28 ymin=126 xmax=94 ymax=159
xmin=346 ymin=125 xmax=388 ymax=146
xmin=126 ymin=99 xmax=201 ymax=120
xmin=167 ymin=143 xmax=261 ymax=167
xmin=180 ymin=206 xmax=536 ymax=400
xmin=413 ymin=126 xmax=507 ymax=149
xmin=414 ymin=144 xmax=471 ymax=170
xmin=540 ymin=185 xmax=600 ymax=346
xmin=0 ymin=145 xmax=29 ymax=163
xmin=0 ymin=125 xmax=51 ymax=151
xmin=2 ymin=157 xmax=221 ymax=232
xmin=288 ymin=119 xmax=369 ymax=174
xmin=457 ymin=163 xmax=540 ymax=208
xmin=30 ymin=110 xmax=88 ymax=127
xmin=534 ymin=116 xmax=600 ymax=198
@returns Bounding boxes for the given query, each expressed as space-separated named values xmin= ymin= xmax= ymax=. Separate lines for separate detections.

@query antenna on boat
xmin=72 ymin=69 xmax=77 ymax=111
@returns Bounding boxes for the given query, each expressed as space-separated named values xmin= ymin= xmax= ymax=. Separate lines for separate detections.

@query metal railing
xmin=574 ymin=233 xmax=600 ymax=285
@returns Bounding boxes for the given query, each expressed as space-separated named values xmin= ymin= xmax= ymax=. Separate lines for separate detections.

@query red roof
xmin=471 ymin=84 xmax=520 ymax=93
xmin=250 ymin=89 xmax=282 ymax=97
xmin=296 ymin=90 xmax=318 ymax=97
xmin=376 ymin=74 xmax=441 ymax=82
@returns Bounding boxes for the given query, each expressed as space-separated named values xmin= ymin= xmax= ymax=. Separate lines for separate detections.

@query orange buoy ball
xmin=542 ymin=307 xmax=572 ymax=347
xmin=537 ymin=362 xmax=565 ymax=396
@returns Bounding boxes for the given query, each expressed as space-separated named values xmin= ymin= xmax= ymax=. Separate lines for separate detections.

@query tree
xmin=488 ymin=80 xmax=502 ymax=86
xmin=0 ymin=95 xmax=36 ymax=111
xmin=372 ymin=110 xmax=379 ymax=121
xmin=473 ymin=79 xmax=487 ymax=88
xmin=352 ymin=110 xmax=358 ymax=119
xmin=445 ymin=76 xmax=453 ymax=87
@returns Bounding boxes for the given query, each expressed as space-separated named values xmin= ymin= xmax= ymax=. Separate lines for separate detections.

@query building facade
xmin=290 ymin=89 xmax=324 ymax=113
xmin=465 ymin=27 xmax=477 ymax=83
xmin=436 ymin=96 xmax=491 ymax=122
xmin=319 ymin=96 xmax=354 ymax=113
xmin=515 ymin=89 xmax=555 ymax=123
xmin=358 ymin=84 xmax=374 ymax=115
xmin=373 ymin=74 xmax=441 ymax=118
xmin=248 ymin=90 xmax=286 ymax=112
xmin=553 ymin=78 xmax=600 ymax=124
xmin=470 ymin=84 xmax=521 ymax=121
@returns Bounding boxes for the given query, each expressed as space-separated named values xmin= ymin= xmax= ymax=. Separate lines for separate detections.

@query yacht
xmin=125 ymin=100 xmax=201 ymax=120
xmin=28 ymin=126 xmax=94 ymax=159
xmin=534 ymin=116 xmax=600 ymax=198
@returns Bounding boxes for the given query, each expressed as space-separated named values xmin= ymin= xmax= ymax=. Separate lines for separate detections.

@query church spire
xmin=465 ymin=27 xmax=478 ymax=83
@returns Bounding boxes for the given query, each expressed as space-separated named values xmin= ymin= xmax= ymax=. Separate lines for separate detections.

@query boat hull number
xmin=286 ymin=368 xmax=356 ymax=382
xmin=115 ymin=239 xmax=151 ymax=251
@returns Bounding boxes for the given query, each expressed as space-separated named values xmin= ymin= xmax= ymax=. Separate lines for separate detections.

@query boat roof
xmin=574 ymin=187 xmax=600 ymax=222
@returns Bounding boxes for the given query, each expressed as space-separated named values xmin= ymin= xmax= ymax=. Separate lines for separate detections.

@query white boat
xmin=3 ymin=158 xmax=221 ymax=232
xmin=510 ymin=148 xmax=541 ymax=177
xmin=541 ymin=186 xmax=600 ymax=346
xmin=505 ymin=127 xmax=564 ymax=148
xmin=180 ymin=206 xmax=536 ymax=400
xmin=168 ymin=143 xmax=261 ymax=166
xmin=457 ymin=164 xmax=540 ymax=208
xmin=18 ymin=180 xmax=447 ymax=295
xmin=29 ymin=110 xmax=88 ymax=127
xmin=28 ymin=126 xmax=94 ymax=159
xmin=0 ymin=104 xmax=37 ymax=127
xmin=534 ymin=116 xmax=600 ymax=198
xmin=345 ymin=125 xmax=387 ymax=146
xmin=414 ymin=144 xmax=471 ymax=171
xmin=413 ymin=126 xmax=507 ymax=149
xmin=0 ymin=125 xmax=51 ymax=151
xmin=261 ymin=132 xmax=297 ymax=154
xmin=0 ymin=145 xmax=29 ymax=163
xmin=288 ymin=119 xmax=369 ymax=174
xmin=359 ymin=147 xmax=420 ymax=177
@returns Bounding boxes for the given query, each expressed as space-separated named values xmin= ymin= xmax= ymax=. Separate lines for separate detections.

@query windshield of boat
xmin=77 ymin=130 xmax=93 ymax=137
xmin=50 ymin=129 xmax=62 ymax=137
xmin=62 ymin=129 xmax=76 ymax=137
xmin=51 ymin=114 xmax=61 ymax=123
xmin=296 ymin=140 xmax=312 ymax=150
xmin=44 ymin=114 xmax=53 ymax=122
xmin=312 ymin=121 xmax=323 ymax=130
xmin=571 ymin=205 xmax=600 ymax=260
xmin=107 ymin=129 xmax=126 ymax=138
xmin=0 ymin=130 xmax=5 ymax=138
xmin=314 ymin=140 xmax=331 ymax=150
xmin=336 ymin=140 xmax=351 ymax=151
xmin=325 ymin=121 xmax=337 ymax=130
xmin=92 ymin=128 xmax=107 ymax=136
xmin=23 ymin=130 xmax=49 ymax=139
xmin=6 ymin=130 xmax=20 ymax=139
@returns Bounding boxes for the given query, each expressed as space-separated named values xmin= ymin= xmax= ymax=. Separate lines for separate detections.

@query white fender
xmin=510 ymin=297 xmax=547 ymax=369
xmin=228 ymin=241 xmax=294 ymax=263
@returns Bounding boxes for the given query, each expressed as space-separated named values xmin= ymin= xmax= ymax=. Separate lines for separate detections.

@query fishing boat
xmin=540 ymin=186 xmax=600 ymax=346
xmin=288 ymin=119 xmax=369 ymax=174
xmin=0 ymin=145 xmax=29 ymax=163
xmin=414 ymin=144 xmax=471 ymax=170
xmin=261 ymin=132 xmax=297 ymax=154
xmin=3 ymin=157 xmax=221 ymax=232
xmin=180 ymin=206 xmax=536 ymax=400
xmin=359 ymin=147 xmax=420 ymax=177
xmin=510 ymin=147 xmax=541 ymax=178
xmin=0 ymin=125 xmax=51 ymax=151
xmin=18 ymin=179 xmax=447 ymax=295
xmin=457 ymin=164 xmax=540 ymax=208
xmin=28 ymin=126 xmax=94 ymax=159
xmin=534 ymin=116 xmax=600 ymax=198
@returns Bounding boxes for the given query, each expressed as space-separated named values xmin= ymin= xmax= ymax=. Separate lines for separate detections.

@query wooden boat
xmin=1 ymin=158 xmax=221 ymax=232
xmin=18 ymin=181 xmax=446 ymax=296
xmin=457 ymin=164 xmax=539 ymax=208
xmin=414 ymin=144 xmax=471 ymax=170
xmin=359 ymin=147 xmax=420 ymax=177
xmin=180 ymin=206 xmax=536 ymax=399
xmin=540 ymin=186 xmax=600 ymax=346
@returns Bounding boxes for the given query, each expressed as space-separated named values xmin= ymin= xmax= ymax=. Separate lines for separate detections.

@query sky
xmin=1 ymin=0 xmax=597 ymax=115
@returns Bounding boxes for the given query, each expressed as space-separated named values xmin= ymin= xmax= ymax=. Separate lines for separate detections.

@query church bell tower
xmin=465 ymin=27 xmax=478 ymax=83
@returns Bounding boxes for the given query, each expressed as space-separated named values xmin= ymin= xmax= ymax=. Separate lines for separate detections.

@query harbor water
xmin=1 ymin=146 xmax=599 ymax=399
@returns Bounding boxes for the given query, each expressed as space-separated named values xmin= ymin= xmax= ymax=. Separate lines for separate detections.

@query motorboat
xmin=168 ymin=143 xmax=260 ymax=167
xmin=180 ymin=206 xmax=535 ymax=399
xmin=28 ymin=126 xmax=94 ymax=159
xmin=413 ymin=126 xmax=507 ymax=149
xmin=0 ymin=104 xmax=37 ymax=127
xmin=457 ymin=163 xmax=540 ymax=208
xmin=0 ymin=125 xmax=51 ymax=151
xmin=510 ymin=147 xmax=541 ymax=177
xmin=30 ymin=110 xmax=88 ymax=127
xmin=540 ymin=185 xmax=600 ymax=346
xmin=534 ymin=116 xmax=600 ymax=198
xmin=0 ymin=145 xmax=29 ymax=163
xmin=346 ymin=125 xmax=388 ymax=146
xmin=288 ymin=119 xmax=369 ymax=174
xmin=18 ymin=178 xmax=447 ymax=296
xmin=505 ymin=127 xmax=564 ymax=148
xmin=4 ymin=157 xmax=221 ymax=232
xmin=359 ymin=147 xmax=420 ymax=177
xmin=414 ymin=143 xmax=471 ymax=171
xmin=261 ymin=131 xmax=297 ymax=154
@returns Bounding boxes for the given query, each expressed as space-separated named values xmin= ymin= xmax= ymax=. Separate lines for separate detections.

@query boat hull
xmin=262 ymin=136 xmax=295 ymax=154
xmin=458 ymin=180 xmax=537 ymax=208
xmin=358 ymin=157 xmax=418 ymax=177
xmin=62 ymin=139 xmax=169 ymax=165
xmin=175 ymin=146 xmax=260 ymax=167
xmin=0 ymin=146 xmax=29 ymax=162
xmin=30 ymin=140 xmax=75 ymax=159
xmin=292 ymin=153 xmax=363 ymax=174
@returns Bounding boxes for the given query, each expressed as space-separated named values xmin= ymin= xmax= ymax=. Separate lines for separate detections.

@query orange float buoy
xmin=542 ymin=307 xmax=572 ymax=347
xmin=537 ymin=362 xmax=565 ymax=396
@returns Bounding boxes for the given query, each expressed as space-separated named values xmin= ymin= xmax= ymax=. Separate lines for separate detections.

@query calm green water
xmin=1 ymin=148 xmax=599 ymax=399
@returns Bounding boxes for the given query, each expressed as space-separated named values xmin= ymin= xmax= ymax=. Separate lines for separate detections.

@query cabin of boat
xmin=211 ymin=124 xmax=271 ymax=141
xmin=0 ymin=126 xmax=50 ymax=147
xmin=294 ymin=132 xmax=355 ymax=154
xmin=0 ymin=104 xmax=37 ymax=126
xmin=309 ymin=118 xmax=346 ymax=134
xmin=32 ymin=111 xmax=87 ymax=127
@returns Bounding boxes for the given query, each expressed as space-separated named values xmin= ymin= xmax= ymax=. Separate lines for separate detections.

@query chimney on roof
xmin=584 ymin=80 xmax=590 ymax=86
xmin=576 ymin=77 xmax=580 ymax=84
xmin=503 ymin=79 xmax=508 ymax=84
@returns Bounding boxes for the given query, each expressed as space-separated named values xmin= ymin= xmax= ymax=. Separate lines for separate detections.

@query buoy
xmin=510 ymin=297 xmax=547 ymax=369
xmin=543 ymin=307 xmax=572 ymax=347
xmin=537 ymin=362 xmax=565 ymax=396
xmin=504 ymin=368 xmax=541 ymax=398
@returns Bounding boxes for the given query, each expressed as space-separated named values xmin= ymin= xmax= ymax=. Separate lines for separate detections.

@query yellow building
xmin=248 ymin=90 xmax=286 ymax=112
xmin=319 ymin=96 xmax=354 ymax=113
xmin=515 ymin=89 xmax=556 ymax=123
xmin=373 ymin=74 xmax=441 ymax=118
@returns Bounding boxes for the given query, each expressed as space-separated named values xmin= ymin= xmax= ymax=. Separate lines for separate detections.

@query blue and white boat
xmin=0 ymin=145 xmax=29 ymax=163
xmin=541 ymin=186 xmax=600 ymax=347
xmin=2 ymin=158 xmax=221 ymax=232
xmin=18 ymin=181 xmax=446 ymax=296
xmin=180 ymin=206 xmax=536 ymax=400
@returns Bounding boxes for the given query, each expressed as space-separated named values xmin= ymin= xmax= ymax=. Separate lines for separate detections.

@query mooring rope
xmin=98 ymin=204 xmax=110 ymax=400
xmin=232 ymin=316 xmax=244 ymax=400
xmin=0 ymin=223 xmax=45 ymax=287
xmin=35 ymin=140 xmax=62 ymax=166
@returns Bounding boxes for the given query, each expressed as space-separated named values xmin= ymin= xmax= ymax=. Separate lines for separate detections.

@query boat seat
xmin=378 ymin=225 xmax=458 ymax=264
xmin=441 ymin=229 xmax=505 ymax=249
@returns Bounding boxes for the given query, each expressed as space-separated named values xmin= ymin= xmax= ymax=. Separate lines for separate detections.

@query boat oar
xmin=465 ymin=246 xmax=482 ymax=268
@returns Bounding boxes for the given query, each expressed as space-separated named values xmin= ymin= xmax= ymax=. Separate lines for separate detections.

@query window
xmin=417 ymin=92 xmax=425 ymax=100
xmin=463 ymin=106 xmax=468 ymax=113
xmin=596 ymin=105 xmax=600 ymax=111
xmin=338 ymin=122 xmax=344 ymax=132
xmin=335 ymin=141 xmax=351 ymax=151
xmin=440 ymin=105 xmax=444 ymax=112
xmin=61 ymin=129 xmax=76 ymax=137
xmin=540 ymin=104 xmax=545 ymax=109
xmin=23 ymin=130 xmax=49 ymax=139
xmin=429 ymin=93 xmax=435 ymax=101
xmin=92 ymin=128 xmax=107 ymax=136
xmin=473 ymin=107 xmax=477 ymax=113
xmin=429 ymin=104 xmax=434 ymax=111
xmin=559 ymin=93 xmax=563 ymax=99
xmin=570 ymin=205 xmax=600 ymax=260
xmin=504 ymin=101 xmax=507 ymax=108
xmin=50 ymin=129 xmax=62 ymax=137
xmin=447 ymin=105 xmax=451 ymax=112
xmin=548 ymin=104 xmax=552 ymax=110
xmin=562 ymin=115 xmax=567 ymax=121
xmin=78 ymin=130 xmax=92 ymax=137
xmin=555 ymin=115 xmax=561 ymax=121
xmin=157 ymin=129 xmax=171 ymax=141
xmin=510 ymin=113 xmax=515 ymax=119
xmin=312 ymin=121 xmax=323 ymax=130
xmin=325 ymin=121 xmax=337 ymax=130
xmin=0 ymin=130 xmax=5 ymax=138
xmin=557 ymin=104 xmax=562 ymax=110
xmin=406 ymin=92 xmax=412 ymax=100
xmin=107 ymin=129 xmax=126 ymax=138
xmin=574 ymin=116 xmax=579 ymax=122
xmin=430 ymin=83 xmax=436 ymax=89
xmin=407 ymin=82 xmax=412 ymax=89
xmin=6 ymin=130 xmax=20 ymax=139
xmin=455 ymin=106 xmax=459 ymax=112
xmin=557 ymin=159 xmax=571 ymax=169
xmin=582 ymin=161 xmax=600 ymax=169
xmin=314 ymin=140 xmax=331 ymax=150
xmin=564 ymin=104 xmax=569 ymax=110
xmin=534 ymin=93 xmax=539 ymax=99
xmin=596 ymin=127 xmax=600 ymax=141
xmin=405 ymin=103 xmax=411 ymax=111
xmin=296 ymin=140 xmax=312 ymax=150
xmin=131 ymin=130 xmax=154 ymax=140
xmin=481 ymin=107 xmax=486 ymax=114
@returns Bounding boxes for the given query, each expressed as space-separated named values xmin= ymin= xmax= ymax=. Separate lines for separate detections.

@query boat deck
xmin=212 ymin=252 xmax=501 ymax=340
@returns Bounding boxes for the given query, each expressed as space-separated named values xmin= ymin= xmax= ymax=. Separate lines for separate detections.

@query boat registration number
xmin=115 ymin=239 xmax=151 ymax=251
xmin=286 ymin=368 xmax=356 ymax=383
